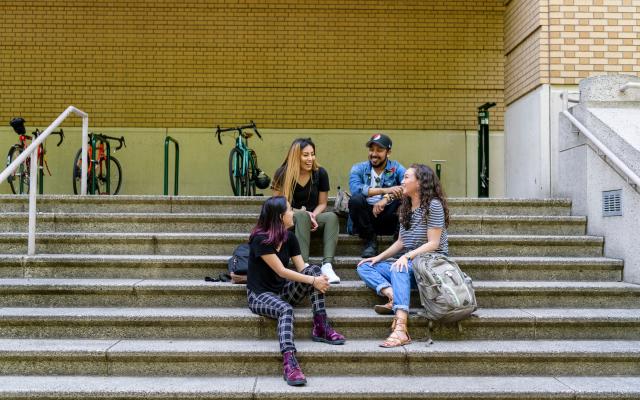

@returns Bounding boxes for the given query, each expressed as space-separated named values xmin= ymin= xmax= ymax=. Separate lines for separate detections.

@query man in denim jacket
xmin=348 ymin=134 xmax=406 ymax=257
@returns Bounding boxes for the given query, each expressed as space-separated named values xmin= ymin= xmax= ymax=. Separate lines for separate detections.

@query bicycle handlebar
xmin=215 ymin=121 xmax=261 ymax=144
xmin=90 ymin=133 xmax=127 ymax=151
xmin=32 ymin=128 xmax=65 ymax=147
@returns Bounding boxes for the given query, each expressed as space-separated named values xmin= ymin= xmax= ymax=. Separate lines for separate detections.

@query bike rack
xmin=0 ymin=106 xmax=89 ymax=255
xmin=163 ymin=136 xmax=180 ymax=196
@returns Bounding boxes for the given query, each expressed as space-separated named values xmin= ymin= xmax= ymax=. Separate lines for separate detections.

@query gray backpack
xmin=412 ymin=253 xmax=477 ymax=342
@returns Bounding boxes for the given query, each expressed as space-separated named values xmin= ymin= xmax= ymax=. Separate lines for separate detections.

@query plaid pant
xmin=247 ymin=264 xmax=325 ymax=354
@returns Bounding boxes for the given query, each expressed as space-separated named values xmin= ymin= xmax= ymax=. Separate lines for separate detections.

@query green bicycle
xmin=215 ymin=121 xmax=270 ymax=196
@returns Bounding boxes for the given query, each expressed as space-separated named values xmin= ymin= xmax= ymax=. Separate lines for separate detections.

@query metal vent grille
xmin=602 ymin=190 xmax=622 ymax=217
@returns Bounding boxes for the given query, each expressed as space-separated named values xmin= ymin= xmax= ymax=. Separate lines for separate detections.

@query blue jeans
xmin=356 ymin=260 xmax=417 ymax=313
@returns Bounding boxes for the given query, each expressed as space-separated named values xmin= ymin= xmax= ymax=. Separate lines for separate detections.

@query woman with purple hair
xmin=246 ymin=196 xmax=346 ymax=386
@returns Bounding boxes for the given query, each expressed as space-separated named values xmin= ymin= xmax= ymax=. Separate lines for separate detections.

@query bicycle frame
xmin=16 ymin=135 xmax=42 ymax=194
xmin=89 ymin=136 xmax=111 ymax=195
xmin=233 ymin=134 xmax=253 ymax=192
xmin=83 ymin=133 xmax=125 ymax=195
xmin=216 ymin=121 xmax=261 ymax=196
xmin=9 ymin=128 xmax=63 ymax=195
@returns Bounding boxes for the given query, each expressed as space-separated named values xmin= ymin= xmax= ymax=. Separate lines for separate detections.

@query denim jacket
xmin=348 ymin=159 xmax=406 ymax=197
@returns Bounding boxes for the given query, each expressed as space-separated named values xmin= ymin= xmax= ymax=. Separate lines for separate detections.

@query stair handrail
xmin=0 ymin=106 xmax=89 ymax=255
xmin=620 ymin=82 xmax=640 ymax=93
xmin=561 ymin=91 xmax=640 ymax=191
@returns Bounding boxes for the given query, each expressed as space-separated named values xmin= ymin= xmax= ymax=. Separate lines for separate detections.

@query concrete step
xmin=0 ymin=195 xmax=573 ymax=216
xmin=0 ymin=338 xmax=637 ymax=376
xmin=0 ymin=254 xmax=622 ymax=281
xmin=1 ymin=307 xmax=638 ymax=341
xmin=0 ymin=233 xmax=604 ymax=257
xmin=1 ymin=375 xmax=639 ymax=399
xmin=0 ymin=212 xmax=587 ymax=236
xmin=0 ymin=279 xmax=637 ymax=308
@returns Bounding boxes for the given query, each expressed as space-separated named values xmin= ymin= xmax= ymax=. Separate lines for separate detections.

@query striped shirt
xmin=398 ymin=198 xmax=448 ymax=257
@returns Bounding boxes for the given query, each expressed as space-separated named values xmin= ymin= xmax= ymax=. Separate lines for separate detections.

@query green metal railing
xmin=164 ymin=136 xmax=180 ymax=196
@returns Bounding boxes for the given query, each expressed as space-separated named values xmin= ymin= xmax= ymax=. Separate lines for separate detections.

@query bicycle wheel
xmin=95 ymin=156 xmax=123 ymax=195
xmin=228 ymin=147 xmax=247 ymax=196
xmin=6 ymin=145 xmax=30 ymax=194
xmin=73 ymin=149 xmax=122 ymax=195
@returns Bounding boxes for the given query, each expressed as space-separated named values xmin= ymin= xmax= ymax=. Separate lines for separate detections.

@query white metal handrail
xmin=0 ymin=106 xmax=89 ymax=255
xmin=560 ymin=94 xmax=640 ymax=190
xmin=620 ymin=82 xmax=640 ymax=93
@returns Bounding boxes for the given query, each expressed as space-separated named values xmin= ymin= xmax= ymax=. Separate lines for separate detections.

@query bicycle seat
xmin=241 ymin=130 xmax=254 ymax=139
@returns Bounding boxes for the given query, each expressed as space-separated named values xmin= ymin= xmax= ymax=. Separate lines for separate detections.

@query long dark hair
xmin=272 ymin=138 xmax=319 ymax=202
xmin=399 ymin=163 xmax=450 ymax=230
xmin=250 ymin=196 xmax=290 ymax=246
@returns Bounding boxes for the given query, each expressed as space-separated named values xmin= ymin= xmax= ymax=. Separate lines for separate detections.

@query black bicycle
xmin=72 ymin=133 xmax=126 ymax=195
xmin=215 ymin=121 xmax=270 ymax=196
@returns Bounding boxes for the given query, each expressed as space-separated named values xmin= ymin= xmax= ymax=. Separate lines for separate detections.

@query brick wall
xmin=505 ymin=0 xmax=640 ymax=105
xmin=0 ymin=0 xmax=504 ymax=130
xmin=504 ymin=0 xmax=548 ymax=104
xmin=548 ymin=0 xmax=640 ymax=84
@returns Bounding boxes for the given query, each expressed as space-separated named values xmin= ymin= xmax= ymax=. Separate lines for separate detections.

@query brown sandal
xmin=379 ymin=316 xmax=412 ymax=348
xmin=374 ymin=300 xmax=393 ymax=315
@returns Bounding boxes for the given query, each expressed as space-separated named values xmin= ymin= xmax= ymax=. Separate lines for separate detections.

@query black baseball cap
xmin=366 ymin=133 xmax=392 ymax=150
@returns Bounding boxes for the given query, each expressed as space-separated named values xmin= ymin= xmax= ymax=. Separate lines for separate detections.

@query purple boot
xmin=312 ymin=313 xmax=346 ymax=345
xmin=283 ymin=351 xmax=307 ymax=386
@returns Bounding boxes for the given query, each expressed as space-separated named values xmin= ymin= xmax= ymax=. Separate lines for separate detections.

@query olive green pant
xmin=293 ymin=210 xmax=339 ymax=264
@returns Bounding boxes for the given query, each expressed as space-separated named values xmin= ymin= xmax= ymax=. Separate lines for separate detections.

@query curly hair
xmin=398 ymin=163 xmax=449 ymax=230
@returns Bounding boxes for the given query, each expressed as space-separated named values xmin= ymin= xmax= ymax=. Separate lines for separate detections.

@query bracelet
xmin=312 ymin=276 xmax=316 ymax=286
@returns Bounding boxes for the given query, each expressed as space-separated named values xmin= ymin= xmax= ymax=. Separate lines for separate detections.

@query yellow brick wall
xmin=548 ymin=0 xmax=640 ymax=84
xmin=0 ymin=0 xmax=504 ymax=130
xmin=504 ymin=0 xmax=549 ymax=104
xmin=505 ymin=0 xmax=640 ymax=104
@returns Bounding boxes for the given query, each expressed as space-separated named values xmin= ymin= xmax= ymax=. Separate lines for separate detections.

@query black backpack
xmin=205 ymin=243 xmax=249 ymax=284
xmin=227 ymin=243 xmax=249 ymax=275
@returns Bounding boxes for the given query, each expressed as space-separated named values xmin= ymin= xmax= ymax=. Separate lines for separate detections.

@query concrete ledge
xmin=0 ymin=233 xmax=604 ymax=257
xmin=0 ymin=254 xmax=622 ymax=281
xmin=0 ymin=307 xmax=638 ymax=341
xmin=0 ymin=339 xmax=638 ymax=376
xmin=2 ymin=375 xmax=640 ymax=399
xmin=0 ymin=279 xmax=636 ymax=308
xmin=0 ymin=195 xmax=573 ymax=216
xmin=0 ymin=213 xmax=587 ymax=235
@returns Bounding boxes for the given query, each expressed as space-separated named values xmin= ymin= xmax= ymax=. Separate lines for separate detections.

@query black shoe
xmin=361 ymin=236 xmax=378 ymax=258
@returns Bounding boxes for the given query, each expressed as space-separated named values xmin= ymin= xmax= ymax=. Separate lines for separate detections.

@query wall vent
xmin=602 ymin=190 xmax=622 ymax=217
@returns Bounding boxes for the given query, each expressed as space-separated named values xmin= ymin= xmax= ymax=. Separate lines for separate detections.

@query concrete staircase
xmin=0 ymin=194 xmax=638 ymax=399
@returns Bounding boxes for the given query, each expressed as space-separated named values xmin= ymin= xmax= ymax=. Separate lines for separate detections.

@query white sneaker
xmin=321 ymin=263 xmax=341 ymax=284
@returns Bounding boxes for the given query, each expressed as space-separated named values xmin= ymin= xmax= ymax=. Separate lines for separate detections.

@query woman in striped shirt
xmin=357 ymin=163 xmax=449 ymax=347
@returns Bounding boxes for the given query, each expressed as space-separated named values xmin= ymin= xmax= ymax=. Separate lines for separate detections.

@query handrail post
xmin=81 ymin=116 xmax=89 ymax=195
xmin=27 ymin=143 xmax=39 ymax=255
xmin=164 ymin=136 xmax=180 ymax=196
